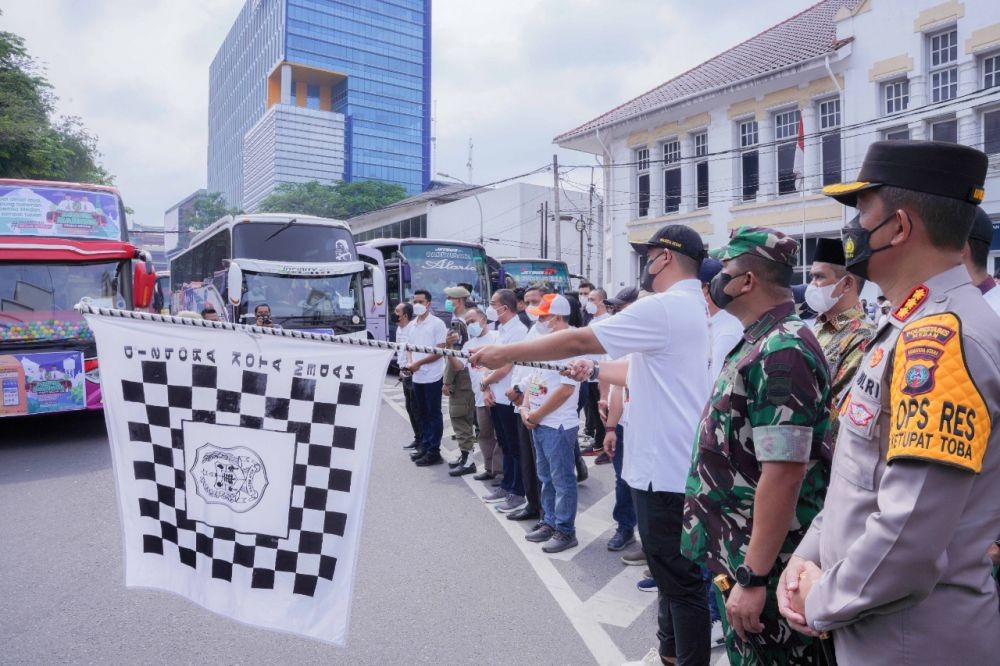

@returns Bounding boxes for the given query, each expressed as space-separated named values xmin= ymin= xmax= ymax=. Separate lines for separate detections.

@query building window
xmin=694 ymin=132 xmax=709 ymax=209
xmin=985 ymin=109 xmax=1000 ymax=155
xmin=662 ymin=140 xmax=681 ymax=214
xmin=931 ymin=118 xmax=958 ymax=142
xmin=984 ymin=54 xmax=1000 ymax=89
xmin=929 ymin=28 xmax=958 ymax=102
xmin=774 ymin=109 xmax=801 ymax=195
xmin=883 ymin=80 xmax=909 ymax=114
xmin=636 ymin=147 xmax=650 ymax=218
xmin=819 ymin=98 xmax=842 ymax=186
xmin=739 ymin=120 xmax=759 ymax=201
xmin=884 ymin=127 xmax=910 ymax=141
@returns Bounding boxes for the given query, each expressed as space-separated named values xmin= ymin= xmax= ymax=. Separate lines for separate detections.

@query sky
xmin=2 ymin=0 xmax=812 ymax=227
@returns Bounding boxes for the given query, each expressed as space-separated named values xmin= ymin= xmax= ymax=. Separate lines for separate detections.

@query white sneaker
xmin=622 ymin=647 xmax=661 ymax=666
xmin=711 ymin=620 xmax=725 ymax=645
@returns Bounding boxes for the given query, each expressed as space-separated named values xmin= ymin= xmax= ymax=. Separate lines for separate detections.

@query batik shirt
xmin=813 ymin=304 xmax=875 ymax=440
xmin=682 ymin=302 xmax=831 ymax=578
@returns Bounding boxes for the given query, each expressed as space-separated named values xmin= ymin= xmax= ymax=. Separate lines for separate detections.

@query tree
xmin=257 ymin=180 xmax=407 ymax=219
xmin=188 ymin=191 xmax=240 ymax=231
xmin=0 ymin=20 xmax=112 ymax=184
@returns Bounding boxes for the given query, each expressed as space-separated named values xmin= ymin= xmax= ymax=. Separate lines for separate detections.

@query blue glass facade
xmin=285 ymin=0 xmax=431 ymax=194
xmin=208 ymin=0 xmax=431 ymax=209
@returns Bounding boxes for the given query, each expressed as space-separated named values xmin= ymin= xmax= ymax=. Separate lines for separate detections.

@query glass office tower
xmin=208 ymin=0 xmax=431 ymax=210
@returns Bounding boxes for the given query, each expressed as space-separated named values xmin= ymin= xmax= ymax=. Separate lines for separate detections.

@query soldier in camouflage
xmin=682 ymin=226 xmax=832 ymax=665
xmin=805 ymin=237 xmax=876 ymax=444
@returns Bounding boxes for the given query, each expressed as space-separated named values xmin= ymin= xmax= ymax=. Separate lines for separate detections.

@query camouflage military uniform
xmin=682 ymin=227 xmax=832 ymax=665
xmin=813 ymin=303 xmax=875 ymax=442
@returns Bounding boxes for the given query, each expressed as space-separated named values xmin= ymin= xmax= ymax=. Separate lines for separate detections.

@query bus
xmin=169 ymin=213 xmax=382 ymax=336
xmin=358 ymin=238 xmax=491 ymax=342
xmin=496 ymin=258 xmax=572 ymax=294
xmin=0 ymin=179 xmax=156 ymax=418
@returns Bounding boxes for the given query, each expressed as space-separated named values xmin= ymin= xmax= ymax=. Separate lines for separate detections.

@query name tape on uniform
xmin=887 ymin=313 xmax=990 ymax=473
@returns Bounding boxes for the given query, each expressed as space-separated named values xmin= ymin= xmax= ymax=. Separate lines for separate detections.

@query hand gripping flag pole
xmin=75 ymin=302 xmax=570 ymax=373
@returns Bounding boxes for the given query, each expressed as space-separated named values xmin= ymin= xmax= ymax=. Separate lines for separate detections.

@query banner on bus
xmin=0 ymin=350 xmax=85 ymax=417
xmin=0 ymin=184 xmax=122 ymax=240
xmin=86 ymin=313 xmax=393 ymax=645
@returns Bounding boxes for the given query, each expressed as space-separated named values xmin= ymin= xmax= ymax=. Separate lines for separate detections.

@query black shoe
xmin=410 ymin=449 xmax=426 ymax=461
xmin=448 ymin=451 xmax=469 ymax=469
xmin=506 ymin=507 xmax=540 ymax=521
xmin=472 ymin=470 xmax=496 ymax=481
xmin=449 ymin=461 xmax=476 ymax=477
xmin=576 ymin=458 xmax=589 ymax=482
xmin=415 ymin=452 xmax=443 ymax=466
xmin=403 ymin=440 xmax=419 ymax=450
xmin=491 ymin=477 xmax=504 ymax=487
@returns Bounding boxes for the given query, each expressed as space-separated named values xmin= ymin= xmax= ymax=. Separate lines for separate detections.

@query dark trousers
xmin=490 ymin=403 xmax=524 ymax=496
xmin=584 ymin=381 xmax=605 ymax=444
xmin=633 ymin=486 xmax=711 ymax=666
xmin=413 ymin=379 xmax=443 ymax=454
xmin=401 ymin=377 xmax=420 ymax=442
xmin=517 ymin=419 xmax=540 ymax=511
xmin=611 ymin=425 xmax=636 ymax=533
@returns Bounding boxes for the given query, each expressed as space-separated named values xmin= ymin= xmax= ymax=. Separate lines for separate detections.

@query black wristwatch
xmin=735 ymin=564 xmax=769 ymax=588
xmin=589 ymin=361 xmax=601 ymax=381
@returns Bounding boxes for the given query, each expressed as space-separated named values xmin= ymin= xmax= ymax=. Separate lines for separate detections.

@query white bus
xmin=170 ymin=213 xmax=383 ymax=336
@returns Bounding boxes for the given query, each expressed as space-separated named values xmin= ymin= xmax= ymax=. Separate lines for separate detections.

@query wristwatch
xmin=589 ymin=361 xmax=601 ymax=381
xmin=735 ymin=564 xmax=769 ymax=588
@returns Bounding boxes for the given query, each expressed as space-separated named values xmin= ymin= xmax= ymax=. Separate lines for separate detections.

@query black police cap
xmin=823 ymin=140 xmax=987 ymax=207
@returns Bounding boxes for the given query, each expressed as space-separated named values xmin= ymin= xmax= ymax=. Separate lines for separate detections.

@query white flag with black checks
xmin=86 ymin=313 xmax=393 ymax=645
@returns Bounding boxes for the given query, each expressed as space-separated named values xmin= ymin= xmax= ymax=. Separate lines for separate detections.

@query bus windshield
xmin=233 ymin=222 xmax=355 ymax=263
xmin=0 ymin=183 xmax=124 ymax=241
xmin=501 ymin=260 xmax=571 ymax=293
xmin=240 ymin=271 xmax=363 ymax=327
xmin=0 ymin=260 xmax=128 ymax=343
xmin=401 ymin=243 xmax=489 ymax=307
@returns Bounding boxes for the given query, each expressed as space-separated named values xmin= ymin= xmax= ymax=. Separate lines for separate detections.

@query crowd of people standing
xmin=393 ymin=140 xmax=1000 ymax=666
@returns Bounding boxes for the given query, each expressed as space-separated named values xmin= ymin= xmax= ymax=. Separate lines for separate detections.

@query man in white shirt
xmin=473 ymin=224 xmax=714 ymax=666
xmin=479 ymin=288 xmax=529 ymax=510
xmin=519 ymin=293 xmax=583 ymax=553
xmin=394 ymin=302 xmax=422 ymax=450
xmin=452 ymin=308 xmax=501 ymax=479
xmin=404 ymin=289 xmax=448 ymax=467
xmin=963 ymin=207 xmax=1000 ymax=316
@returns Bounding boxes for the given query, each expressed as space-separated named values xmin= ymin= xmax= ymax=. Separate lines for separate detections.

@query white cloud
xmin=2 ymin=0 xmax=810 ymax=226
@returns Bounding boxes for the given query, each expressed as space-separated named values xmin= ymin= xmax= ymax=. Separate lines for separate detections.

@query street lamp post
xmin=437 ymin=172 xmax=484 ymax=246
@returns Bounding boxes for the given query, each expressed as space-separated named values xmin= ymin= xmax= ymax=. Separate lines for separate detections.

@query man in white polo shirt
xmin=404 ymin=289 xmax=448 ymax=467
xmin=472 ymin=224 xmax=713 ymax=666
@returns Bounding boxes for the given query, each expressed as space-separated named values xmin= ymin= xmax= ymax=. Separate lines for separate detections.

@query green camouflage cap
xmin=710 ymin=226 xmax=799 ymax=267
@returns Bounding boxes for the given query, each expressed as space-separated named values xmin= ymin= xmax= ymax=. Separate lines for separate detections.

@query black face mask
xmin=390 ymin=313 xmax=400 ymax=324
xmin=708 ymin=271 xmax=747 ymax=310
xmin=640 ymin=252 xmax=667 ymax=292
xmin=842 ymin=212 xmax=898 ymax=281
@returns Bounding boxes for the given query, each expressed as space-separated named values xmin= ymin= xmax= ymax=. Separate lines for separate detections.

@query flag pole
xmin=75 ymin=302 xmax=569 ymax=372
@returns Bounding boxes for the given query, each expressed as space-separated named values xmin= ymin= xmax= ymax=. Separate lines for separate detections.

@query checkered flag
xmin=85 ymin=313 xmax=393 ymax=645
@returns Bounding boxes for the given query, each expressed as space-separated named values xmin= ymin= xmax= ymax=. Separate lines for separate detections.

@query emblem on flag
xmin=191 ymin=444 xmax=268 ymax=511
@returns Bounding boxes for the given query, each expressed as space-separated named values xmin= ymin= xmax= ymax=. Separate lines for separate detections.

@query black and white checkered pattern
xmin=120 ymin=359 xmax=365 ymax=598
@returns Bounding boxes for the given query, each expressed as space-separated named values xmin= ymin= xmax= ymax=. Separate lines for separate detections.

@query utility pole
xmin=587 ymin=179 xmax=595 ymax=281
xmin=466 ymin=138 xmax=474 ymax=185
xmin=575 ymin=216 xmax=585 ymax=277
xmin=543 ymin=201 xmax=549 ymax=258
xmin=552 ymin=154 xmax=561 ymax=260
xmin=538 ymin=204 xmax=545 ymax=258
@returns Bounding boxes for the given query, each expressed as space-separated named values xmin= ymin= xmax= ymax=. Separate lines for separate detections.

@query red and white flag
xmin=792 ymin=115 xmax=805 ymax=183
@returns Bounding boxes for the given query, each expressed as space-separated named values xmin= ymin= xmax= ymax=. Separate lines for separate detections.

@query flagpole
xmin=75 ymin=302 xmax=570 ymax=372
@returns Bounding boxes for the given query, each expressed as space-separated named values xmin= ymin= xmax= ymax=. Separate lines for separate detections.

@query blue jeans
xmin=413 ymin=379 xmax=443 ymax=454
xmin=490 ymin=403 xmax=523 ymax=496
xmin=612 ymin=425 xmax=636 ymax=533
xmin=532 ymin=424 xmax=579 ymax=536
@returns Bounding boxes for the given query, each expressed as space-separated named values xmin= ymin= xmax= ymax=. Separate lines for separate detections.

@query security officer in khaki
xmin=777 ymin=140 xmax=1000 ymax=664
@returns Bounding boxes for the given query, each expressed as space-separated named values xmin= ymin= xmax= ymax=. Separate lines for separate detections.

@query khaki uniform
xmin=796 ymin=266 xmax=1000 ymax=664
xmin=444 ymin=360 xmax=476 ymax=453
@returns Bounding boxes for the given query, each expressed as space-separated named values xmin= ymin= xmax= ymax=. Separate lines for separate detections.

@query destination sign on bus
xmin=0 ymin=185 xmax=122 ymax=240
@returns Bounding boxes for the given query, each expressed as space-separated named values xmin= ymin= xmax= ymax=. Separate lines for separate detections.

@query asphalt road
xmin=0 ymin=382 xmax=728 ymax=665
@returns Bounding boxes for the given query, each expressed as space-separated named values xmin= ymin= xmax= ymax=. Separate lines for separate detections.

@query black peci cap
xmin=629 ymin=224 xmax=707 ymax=262
xmin=823 ymin=140 xmax=987 ymax=207
xmin=812 ymin=237 xmax=846 ymax=266
xmin=969 ymin=206 xmax=994 ymax=245
xmin=605 ymin=286 xmax=639 ymax=308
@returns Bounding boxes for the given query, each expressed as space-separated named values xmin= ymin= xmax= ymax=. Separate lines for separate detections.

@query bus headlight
xmin=85 ymin=358 xmax=101 ymax=384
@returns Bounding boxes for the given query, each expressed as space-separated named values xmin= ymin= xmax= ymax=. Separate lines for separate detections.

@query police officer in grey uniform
xmin=777 ymin=140 xmax=1000 ymax=664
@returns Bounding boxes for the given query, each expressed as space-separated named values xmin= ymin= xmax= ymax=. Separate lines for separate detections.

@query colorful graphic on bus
xmin=0 ymin=184 xmax=123 ymax=240
xmin=0 ymin=351 xmax=85 ymax=415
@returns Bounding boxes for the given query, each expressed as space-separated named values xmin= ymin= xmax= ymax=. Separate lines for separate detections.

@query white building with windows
xmin=555 ymin=0 xmax=1000 ymax=290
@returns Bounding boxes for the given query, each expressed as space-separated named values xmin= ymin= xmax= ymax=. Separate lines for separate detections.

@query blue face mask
xmin=467 ymin=322 xmax=483 ymax=338
xmin=444 ymin=299 xmax=455 ymax=313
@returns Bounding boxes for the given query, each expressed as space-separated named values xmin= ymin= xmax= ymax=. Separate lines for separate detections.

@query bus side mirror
xmin=227 ymin=262 xmax=243 ymax=307
xmin=370 ymin=265 xmax=386 ymax=306
xmin=133 ymin=262 xmax=154 ymax=309
xmin=400 ymin=262 xmax=411 ymax=284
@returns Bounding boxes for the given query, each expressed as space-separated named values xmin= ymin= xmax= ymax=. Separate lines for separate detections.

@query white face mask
xmin=485 ymin=305 xmax=500 ymax=322
xmin=412 ymin=302 xmax=427 ymax=317
xmin=534 ymin=319 xmax=552 ymax=335
xmin=584 ymin=301 xmax=598 ymax=315
xmin=804 ymin=278 xmax=844 ymax=315
xmin=526 ymin=309 xmax=539 ymax=322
